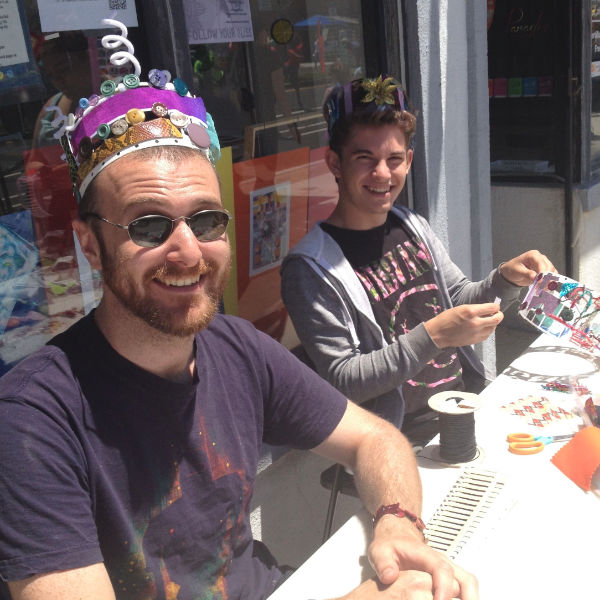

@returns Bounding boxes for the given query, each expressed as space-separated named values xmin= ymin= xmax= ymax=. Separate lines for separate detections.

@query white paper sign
xmin=0 ymin=0 xmax=29 ymax=67
xmin=37 ymin=0 xmax=138 ymax=33
xmin=184 ymin=0 xmax=254 ymax=45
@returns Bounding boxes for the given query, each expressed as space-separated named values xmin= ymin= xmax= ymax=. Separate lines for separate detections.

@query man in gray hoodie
xmin=281 ymin=75 xmax=554 ymax=433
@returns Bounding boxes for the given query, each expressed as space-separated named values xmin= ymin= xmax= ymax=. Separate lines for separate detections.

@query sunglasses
xmin=86 ymin=209 xmax=231 ymax=248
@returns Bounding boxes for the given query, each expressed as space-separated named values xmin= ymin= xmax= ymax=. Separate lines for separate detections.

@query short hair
xmin=323 ymin=76 xmax=417 ymax=156
xmin=79 ymin=145 xmax=215 ymax=218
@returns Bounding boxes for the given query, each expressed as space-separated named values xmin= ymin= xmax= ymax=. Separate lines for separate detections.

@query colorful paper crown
xmin=47 ymin=19 xmax=220 ymax=202
xmin=324 ymin=75 xmax=409 ymax=136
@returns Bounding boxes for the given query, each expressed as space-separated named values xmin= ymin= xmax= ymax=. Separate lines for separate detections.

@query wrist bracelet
xmin=372 ymin=503 xmax=426 ymax=535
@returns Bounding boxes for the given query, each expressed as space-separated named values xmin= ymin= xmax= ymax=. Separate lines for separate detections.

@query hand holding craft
xmin=499 ymin=250 xmax=556 ymax=287
xmin=425 ymin=303 xmax=503 ymax=349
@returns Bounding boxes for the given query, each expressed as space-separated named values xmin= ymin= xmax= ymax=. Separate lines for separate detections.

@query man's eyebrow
xmin=349 ymin=149 xmax=407 ymax=157
xmin=126 ymin=197 xmax=222 ymax=209
xmin=349 ymin=148 xmax=375 ymax=156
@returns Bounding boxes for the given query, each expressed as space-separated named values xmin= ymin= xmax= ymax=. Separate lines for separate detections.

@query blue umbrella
xmin=294 ymin=15 xmax=347 ymax=27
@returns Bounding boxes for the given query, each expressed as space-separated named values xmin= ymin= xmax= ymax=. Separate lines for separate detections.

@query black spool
xmin=426 ymin=391 xmax=481 ymax=465
xmin=438 ymin=411 xmax=478 ymax=463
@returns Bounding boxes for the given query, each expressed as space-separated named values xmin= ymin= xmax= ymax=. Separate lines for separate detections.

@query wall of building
xmin=404 ymin=1 xmax=497 ymax=377
xmin=575 ymin=182 xmax=600 ymax=292
xmin=490 ymin=183 xmax=566 ymax=333
xmin=491 ymin=184 xmax=566 ymax=272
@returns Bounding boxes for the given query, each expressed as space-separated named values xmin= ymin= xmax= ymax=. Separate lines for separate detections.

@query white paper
xmin=184 ymin=0 xmax=254 ymax=45
xmin=0 ymin=0 xmax=29 ymax=67
xmin=37 ymin=0 xmax=138 ymax=33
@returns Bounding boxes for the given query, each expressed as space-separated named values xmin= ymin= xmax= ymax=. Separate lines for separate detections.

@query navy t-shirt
xmin=0 ymin=312 xmax=347 ymax=600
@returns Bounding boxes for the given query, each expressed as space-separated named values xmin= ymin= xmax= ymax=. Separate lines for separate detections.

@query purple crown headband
xmin=48 ymin=18 xmax=221 ymax=202
xmin=325 ymin=75 xmax=409 ymax=136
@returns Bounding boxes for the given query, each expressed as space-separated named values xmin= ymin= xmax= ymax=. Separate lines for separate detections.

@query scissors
xmin=506 ymin=432 xmax=574 ymax=455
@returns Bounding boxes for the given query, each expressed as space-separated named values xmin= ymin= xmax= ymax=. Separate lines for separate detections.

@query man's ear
xmin=72 ymin=218 xmax=102 ymax=271
xmin=324 ymin=147 xmax=342 ymax=180
xmin=406 ymin=148 xmax=414 ymax=172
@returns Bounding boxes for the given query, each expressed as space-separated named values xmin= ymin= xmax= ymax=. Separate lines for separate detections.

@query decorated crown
xmin=324 ymin=75 xmax=410 ymax=136
xmin=47 ymin=18 xmax=220 ymax=202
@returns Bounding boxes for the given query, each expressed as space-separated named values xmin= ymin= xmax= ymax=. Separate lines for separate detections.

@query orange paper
xmin=551 ymin=427 xmax=600 ymax=491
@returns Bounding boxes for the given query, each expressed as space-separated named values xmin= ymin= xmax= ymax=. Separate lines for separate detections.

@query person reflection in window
xmin=251 ymin=28 xmax=294 ymax=156
xmin=32 ymin=32 xmax=93 ymax=149
xmin=26 ymin=32 xmax=93 ymax=266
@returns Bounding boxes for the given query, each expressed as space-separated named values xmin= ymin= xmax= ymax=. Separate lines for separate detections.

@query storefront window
xmin=183 ymin=2 xmax=370 ymax=349
xmin=591 ymin=0 xmax=600 ymax=178
xmin=0 ymin=1 xmax=141 ymax=375
xmin=0 ymin=0 xmax=385 ymax=373
xmin=187 ymin=1 xmax=366 ymax=161
xmin=487 ymin=0 xmax=569 ymax=179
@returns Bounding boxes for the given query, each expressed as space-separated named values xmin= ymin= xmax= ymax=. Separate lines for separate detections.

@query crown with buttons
xmin=49 ymin=18 xmax=220 ymax=202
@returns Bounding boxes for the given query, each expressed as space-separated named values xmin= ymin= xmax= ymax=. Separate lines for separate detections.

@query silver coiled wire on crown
xmin=100 ymin=18 xmax=141 ymax=77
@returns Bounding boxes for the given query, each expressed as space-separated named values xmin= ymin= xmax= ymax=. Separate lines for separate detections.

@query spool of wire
xmin=420 ymin=391 xmax=482 ymax=465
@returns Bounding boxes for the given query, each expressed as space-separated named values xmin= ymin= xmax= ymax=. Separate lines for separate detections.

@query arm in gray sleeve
xmin=416 ymin=215 xmax=522 ymax=308
xmin=281 ymin=257 xmax=440 ymax=403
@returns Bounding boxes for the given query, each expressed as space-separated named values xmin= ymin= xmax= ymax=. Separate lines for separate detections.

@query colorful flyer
xmin=519 ymin=272 xmax=600 ymax=354
xmin=249 ymin=183 xmax=290 ymax=276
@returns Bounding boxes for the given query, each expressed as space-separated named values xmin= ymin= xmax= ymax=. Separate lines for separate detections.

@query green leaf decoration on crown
xmin=360 ymin=75 xmax=399 ymax=106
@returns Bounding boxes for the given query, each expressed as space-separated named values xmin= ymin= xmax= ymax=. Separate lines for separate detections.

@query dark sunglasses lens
xmin=128 ymin=216 xmax=172 ymax=247
xmin=189 ymin=211 xmax=230 ymax=241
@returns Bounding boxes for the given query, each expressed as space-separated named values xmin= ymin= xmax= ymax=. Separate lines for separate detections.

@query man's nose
xmin=372 ymin=160 xmax=391 ymax=179
xmin=163 ymin=218 xmax=203 ymax=266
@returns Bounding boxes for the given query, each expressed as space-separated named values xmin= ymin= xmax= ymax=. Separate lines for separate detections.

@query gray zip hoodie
xmin=280 ymin=205 xmax=522 ymax=426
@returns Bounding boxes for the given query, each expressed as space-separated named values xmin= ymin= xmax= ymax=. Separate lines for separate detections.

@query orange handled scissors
xmin=507 ymin=432 xmax=574 ymax=455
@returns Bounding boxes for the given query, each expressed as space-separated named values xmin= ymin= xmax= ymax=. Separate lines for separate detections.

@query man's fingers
xmin=427 ymin=558 xmax=458 ymax=600
xmin=368 ymin=543 xmax=400 ymax=585
xmin=442 ymin=562 xmax=479 ymax=600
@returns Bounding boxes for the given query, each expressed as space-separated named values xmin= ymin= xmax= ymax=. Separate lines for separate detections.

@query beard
xmin=98 ymin=240 xmax=230 ymax=337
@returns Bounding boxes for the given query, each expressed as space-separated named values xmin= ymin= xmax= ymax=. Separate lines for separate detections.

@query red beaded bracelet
xmin=373 ymin=503 xmax=426 ymax=534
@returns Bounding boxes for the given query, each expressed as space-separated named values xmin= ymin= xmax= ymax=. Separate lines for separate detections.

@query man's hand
xmin=315 ymin=403 xmax=478 ymax=600
xmin=498 ymin=249 xmax=555 ymax=286
xmin=339 ymin=570 xmax=458 ymax=599
xmin=424 ymin=303 xmax=503 ymax=349
xmin=366 ymin=516 xmax=478 ymax=600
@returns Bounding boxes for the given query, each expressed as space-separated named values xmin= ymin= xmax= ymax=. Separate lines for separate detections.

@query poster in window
xmin=37 ymin=0 xmax=138 ymax=32
xmin=184 ymin=0 xmax=254 ymax=44
xmin=249 ymin=183 xmax=290 ymax=277
xmin=0 ymin=0 xmax=42 ymax=92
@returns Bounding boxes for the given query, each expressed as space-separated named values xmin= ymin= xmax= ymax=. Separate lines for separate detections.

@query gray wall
xmin=404 ymin=1 xmax=496 ymax=376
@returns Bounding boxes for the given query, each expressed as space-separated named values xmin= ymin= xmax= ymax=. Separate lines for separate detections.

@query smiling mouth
xmin=154 ymin=274 xmax=204 ymax=287
xmin=367 ymin=186 xmax=392 ymax=193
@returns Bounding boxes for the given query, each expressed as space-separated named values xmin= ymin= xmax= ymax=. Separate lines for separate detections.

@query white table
xmin=268 ymin=335 xmax=600 ymax=600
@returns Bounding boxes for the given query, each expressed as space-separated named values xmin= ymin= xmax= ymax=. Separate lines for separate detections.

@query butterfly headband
xmin=48 ymin=18 xmax=220 ymax=202
xmin=324 ymin=75 xmax=409 ymax=136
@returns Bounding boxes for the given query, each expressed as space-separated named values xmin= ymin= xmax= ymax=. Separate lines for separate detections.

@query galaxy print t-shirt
xmin=0 ymin=313 xmax=346 ymax=600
